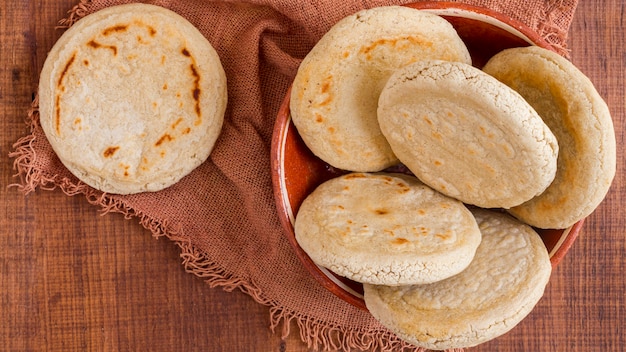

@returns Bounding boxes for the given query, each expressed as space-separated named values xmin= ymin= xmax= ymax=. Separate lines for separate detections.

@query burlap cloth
xmin=11 ymin=0 xmax=578 ymax=350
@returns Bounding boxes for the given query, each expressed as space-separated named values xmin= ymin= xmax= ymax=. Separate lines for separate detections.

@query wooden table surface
xmin=1 ymin=1 xmax=624 ymax=351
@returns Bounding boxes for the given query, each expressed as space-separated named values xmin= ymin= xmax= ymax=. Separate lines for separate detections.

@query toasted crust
xmin=377 ymin=60 xmax=559 ymax=209
xmin=290 ymin=6 xmax=471 ymax=172
xmin=364 ymin=208 xmax=552 ymax=350
xmin=39 ymin=3 xmax=227 ymax=194
xmin=294 ymin=173 xmax=481 ymax=286
xmin=483 ymin=46 xmax=616 ymax=228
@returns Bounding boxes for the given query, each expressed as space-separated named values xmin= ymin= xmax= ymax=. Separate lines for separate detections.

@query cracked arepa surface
xmin=377 ymin=60 xmax=559 ymax=209
xmin=363 ymin=208 xmax=551 ymax=350
xmin=483 ymin=46 xmax=616 ymax=229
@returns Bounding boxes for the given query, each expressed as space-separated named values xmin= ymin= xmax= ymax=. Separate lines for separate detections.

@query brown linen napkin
xmin=11 ymin=0 xmax=578 ymax=350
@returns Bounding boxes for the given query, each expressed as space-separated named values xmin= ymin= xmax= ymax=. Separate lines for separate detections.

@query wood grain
xmin=1 ymin=1 xmax=623 ymax=351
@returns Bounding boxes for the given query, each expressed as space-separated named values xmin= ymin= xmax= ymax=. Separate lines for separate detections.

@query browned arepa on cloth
xmin=38 ymin=3 xmax=227 ymax=194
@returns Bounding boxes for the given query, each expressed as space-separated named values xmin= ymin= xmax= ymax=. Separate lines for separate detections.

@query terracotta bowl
xmin=271 ymin=2 xmax=584 ymax=310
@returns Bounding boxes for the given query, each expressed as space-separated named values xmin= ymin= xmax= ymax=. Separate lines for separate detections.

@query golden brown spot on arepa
xmin=86 ymin=40 xmax=118 ymax=56
xmin=436 ymin=233 xmax=451 ymax=240
xmin=316 ymin=76 xmax=333 ymax=106
xmin=193 ymin=88 xmax=201 ymax=103
xmin=392 ymin=238 xmax=409 ymax=245
xmin=103 ymin=146 xmax=120 ymax=158
xmin=102 ymin=24 xmax=128 ymax=36
xmin=359 ymin=36 xmax=432 ymax=60
xmin=54 ymin=96 xmax=62 ymax=135
xmin=54 ymin=52 xmax=77 ymax=135
xmin=171 ymin=117 xmax=183 ymax=129
xmin=155 ymin=133 xmax=173 ymax=146
xmin=318 ymin=95 xmax=332 ymax=107
xmin=189 ymin=62 xmax=202 ymax=125
xmin=382 ymin=176 xmax=393 ymax=183
xmin=374 ymin=208 xmax=389 ymax=215
xmin=344 ymin=173 xmax=366 ymax=179
xmin=102 ymin=22 xmax=155 ymax=40
xmin=119 ymin=163 xmax=130 ymax=177
xmin=320 ymin=80 xmax=331 ymax=94
xmin=479 ymin=126 xmax=495 ymax=138
xmin=315 ymin=114 xmax=324 ymax=123
xmin=57 ymin=54 xmax=75 ymax=91
xmin=397 ymin=184 xmax=410 ymax=193
xmin=140 ymin=157 xmax=150 ymax=171
xmin=501 ymin=143 xmax=514 ymax=157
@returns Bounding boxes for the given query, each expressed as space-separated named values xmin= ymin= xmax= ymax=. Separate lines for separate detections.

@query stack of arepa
xmin=290 ymin=6 xmax=616 ymax=350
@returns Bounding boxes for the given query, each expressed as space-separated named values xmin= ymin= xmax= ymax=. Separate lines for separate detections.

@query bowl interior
xmin=271 ymin=2 xmax=583 ymax=310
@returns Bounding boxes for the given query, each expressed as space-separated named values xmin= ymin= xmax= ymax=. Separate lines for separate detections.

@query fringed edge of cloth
xmin=8 ymin=98 xmax=424 ymax=352
xmin=536 ymin=0 xmax=577 ymax=57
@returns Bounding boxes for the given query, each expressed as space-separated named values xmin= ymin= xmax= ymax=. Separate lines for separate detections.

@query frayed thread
xmin=9 ymin=96 xmax=56 ymax=194
xmin=269 ymin=306 xmax=426 ymax=352
xmin=537 ymin=0 xmax=577 ymax=57
xmin=57 ymin=0 xmax=92 ymax=29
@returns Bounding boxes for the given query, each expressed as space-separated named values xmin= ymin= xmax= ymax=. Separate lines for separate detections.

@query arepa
xmin=38 ymin=3 xmax=227 ymax=194
xmin=290 ymin=6 xmax=471 ymax=172
xmin=483 ymin=46 xmax=616 ymax=228
xmin=377 ymin=60 xmax=559 ymax=209
xmin=294 ymin=173 xmax=482 ymax=286
xmin=364 ymin=208 xmax=552 ymax=350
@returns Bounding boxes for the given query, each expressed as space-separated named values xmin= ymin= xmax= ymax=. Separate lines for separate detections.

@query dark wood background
xmin=1 ymin=1 xmax=624 ymax=351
